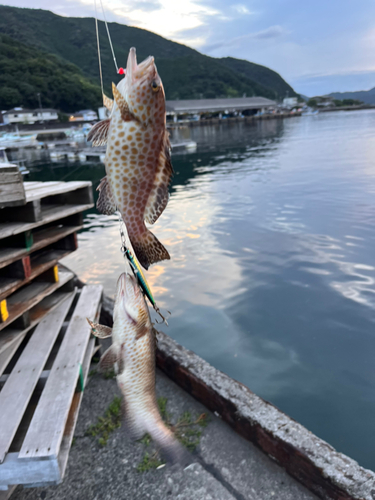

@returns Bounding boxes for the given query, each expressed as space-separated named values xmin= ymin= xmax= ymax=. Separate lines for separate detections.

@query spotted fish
xmin=88 ymin=47 xmax=172 ymax=270
xmin=87 ymin=273 xmax=187 ymax=463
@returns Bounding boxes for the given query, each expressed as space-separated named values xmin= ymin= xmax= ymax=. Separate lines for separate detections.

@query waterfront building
xmin=165 ymin=96 xmax=276 ymax=122
xmin=69 ymin=109 xmax=98 ymax=122
xmin=2 ymin=107 xmax=59 ymax=124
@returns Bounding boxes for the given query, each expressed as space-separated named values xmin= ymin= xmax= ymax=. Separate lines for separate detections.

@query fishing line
xmin=99 ymin=0 xmax=119 ymax=74
xmin=94 ymin=0 xmax=104 ymax=96
xmin=94 ymin=0 xmax=120 ymax=95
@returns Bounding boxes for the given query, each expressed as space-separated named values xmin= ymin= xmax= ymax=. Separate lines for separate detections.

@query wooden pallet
xmin=0 ymin=268 xmax=74 ymax=331
xmin=0 ymin=285 xmax=102 ymax=491
xmin=0 ymin=181 xmax=93 ymax=328
xmin=0 ymin=181 xmax=93 ymax=240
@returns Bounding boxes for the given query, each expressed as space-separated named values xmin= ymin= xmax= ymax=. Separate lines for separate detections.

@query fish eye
xmin=151 ymin=80 xmax=160 ymax=92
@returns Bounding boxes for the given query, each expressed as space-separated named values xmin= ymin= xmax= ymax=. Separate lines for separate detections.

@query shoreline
xmin=92 ymin=282 xmax=375 ymax=500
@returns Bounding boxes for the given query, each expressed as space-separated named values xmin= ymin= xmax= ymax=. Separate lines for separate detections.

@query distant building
xmin=33 ymin=108 xmax=59 ymax=122
xmin=283 ymin=97 xmax=298 ymax=108
xmin=165 ymin=97 xmax=276 ymax=121
xmin=69 ymin=110 xmax=98 ymax=122
xmin=3 ymin=107 xmax=59 ymax=124
xmin=98 ymin=106 xmax=110 ymax=120
xmin=311 ymin=96 xmax=334 ymax=107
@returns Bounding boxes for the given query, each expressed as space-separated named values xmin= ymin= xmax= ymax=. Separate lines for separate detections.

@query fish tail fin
xmin=121 ymin=397 xmax=189 ymax=465
xmin=146 ymin=416 xmax=190 ymax=465
xmin=131 ymin=228 xmax=170 ymax=270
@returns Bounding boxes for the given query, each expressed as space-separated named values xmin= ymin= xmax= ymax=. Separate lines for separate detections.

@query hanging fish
xmin=87 ymin=273 xmax=187 ymax=464
xmin=88 ymin=47 xmax=173 ymax=270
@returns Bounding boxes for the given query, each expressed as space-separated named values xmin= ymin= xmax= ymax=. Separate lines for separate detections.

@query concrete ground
xmin=11 ymin=368 xmax=319 ymax=500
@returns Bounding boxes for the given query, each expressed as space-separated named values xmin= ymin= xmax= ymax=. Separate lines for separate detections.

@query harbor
xmin=0 ymin=110 xmax=375 ymax=499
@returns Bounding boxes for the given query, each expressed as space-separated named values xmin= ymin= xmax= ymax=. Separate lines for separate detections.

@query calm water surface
xmin=23 ymin=111 xmax=375 ymax=469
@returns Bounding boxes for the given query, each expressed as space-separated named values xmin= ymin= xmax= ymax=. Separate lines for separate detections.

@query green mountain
xmin=0 ymin=5 xmax=297 ymax=109
xmin=0 ymin=33 xmax=101 ymax=112
xmin=219 ymin=57 xmax=297 ymax=99
xmin=328 ymin=88 xmax=375 ymax=105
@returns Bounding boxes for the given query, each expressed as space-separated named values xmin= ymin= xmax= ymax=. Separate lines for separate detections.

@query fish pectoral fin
xmin=135 ymin=316 xmax=149 ymax=340
xmin=86 ymin=318 xmax=113 ymax=338
xmin=87 ymin=119 xmax=111 ymax=146
xmin=103 ymin=93 xmax=114 ymax=112
xmin=96 ymin=176 xmax=117 ymax=215
xmin=112 ymin=82 xmax=136 ymax=122
xmin=99 ymin=345 xmax=120 ymax=373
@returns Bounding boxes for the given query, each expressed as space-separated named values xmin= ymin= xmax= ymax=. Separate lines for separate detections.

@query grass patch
xmin=103 ymin=368 xmax=116 ymax=380
xmin=137 ymin=397 xmax=210 ymax=471
xmin=136 ymin=452 xmax=164 ymax=472
xmin=86 ymin=396 xmax=121 ymax=446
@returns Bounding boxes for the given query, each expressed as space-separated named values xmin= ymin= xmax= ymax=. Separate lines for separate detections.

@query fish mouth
xmin=126 ymin=47 xmax=155 ymax=84
xmin=117 ymin=272 xmax=138 ymax=299
xmin=116 ymin=273 xmax=140 ymax=324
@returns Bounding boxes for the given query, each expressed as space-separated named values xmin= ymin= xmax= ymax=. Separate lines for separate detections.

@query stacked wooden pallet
xmin=0 ymin=285 xmax=103 ymax=493
xmin=0 ymin=180 xmax=102 ymax=495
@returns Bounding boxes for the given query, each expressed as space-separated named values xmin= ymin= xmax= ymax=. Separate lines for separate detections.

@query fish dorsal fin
xmin=112 ymin=82 xmax=136 ymax=122
xmin=96 ymin=176 xmax=117 ymax=215
xmin=86 ymin=318 xmax=112 ymax=338
xmin=87 ymin=119 xmax=111 ymax=146
xmin=144 ymin=131 xmax=174 ymax=225
xmin=103 ymin=93 xmax=114 ymax=112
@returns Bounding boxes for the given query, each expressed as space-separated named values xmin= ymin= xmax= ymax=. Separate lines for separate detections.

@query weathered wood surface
xmin=24 ymin=181 xmax=91 ymax=202
xmin=0 ymin=270 xmax=73 ymax=332
xmin=58 ymin=337 xmax=96 ymax=479
xmin=0 ymin=291 xmax=76 ymax=463
xmin=98 ymin=295 xmax=375 ymax=500
xmin=0 ymin=288 xmax=76 ymax=376
xmin=0 ymin=166 xmax=26 ymax=208
xmin=19 ymin=285 xmax=102 ymax=460
xmin=0 ymin=224 xmax=82 ymax=270
xmin=0 ymin=247 xmax=76 ymax=301
xmin=0 ymin=204 xmax=92 ymax=240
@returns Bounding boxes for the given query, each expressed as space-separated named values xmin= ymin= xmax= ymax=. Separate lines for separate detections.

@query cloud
xmin=204 ymin=25 xmax=289 ymax=52
xmin=232 ymin=4 xmax=252 ymax=15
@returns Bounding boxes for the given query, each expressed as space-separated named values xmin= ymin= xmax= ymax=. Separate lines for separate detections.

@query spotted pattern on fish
xmin=90 ymin=48 xmax=173 ymax=270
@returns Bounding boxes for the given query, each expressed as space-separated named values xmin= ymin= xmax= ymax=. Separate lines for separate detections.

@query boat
xmin=301 ymin=107 xmax=319 ymax=116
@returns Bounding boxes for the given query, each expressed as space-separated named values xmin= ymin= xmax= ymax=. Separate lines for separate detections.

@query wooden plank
xmin=0 ymin=452 xmax=60 ymax=487
xmin=0 ymin=167 xmax=25 ymax=208
xmin=0 ymin=247 xmax=75 ymax=301
xmin=0 ymin=203 xmax=92 ymax=240
xmin=19 ymin=286 xmax=102 ymax=459
xmin=0 ymin=291 xmax=76 ymax=463
xmin=0 ymin=224 xmax=82 ymax=269
xmin=24 ymin=181 xmax=91 ymax=202
xmin=0 ymin=289 xmax=76 ymax=375
xmin=0 ymin=270 xmax=73 ymax=332
xmin=58 ymin=337 xmax=95 ymax=479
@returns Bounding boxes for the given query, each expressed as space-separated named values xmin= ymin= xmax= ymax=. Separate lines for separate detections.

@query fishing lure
xmin=119 ymin=220 xmax=168 ymax=324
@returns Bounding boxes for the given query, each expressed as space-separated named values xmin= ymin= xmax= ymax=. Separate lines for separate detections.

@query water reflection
xmin=25 ymin=112 xmax=375 ymax=470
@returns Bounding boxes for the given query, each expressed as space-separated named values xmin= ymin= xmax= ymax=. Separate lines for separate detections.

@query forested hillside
xmin=0 ymin=34 xmax=101 ymax=111
xmin=0 ymin=5 xmax=298 ymax=110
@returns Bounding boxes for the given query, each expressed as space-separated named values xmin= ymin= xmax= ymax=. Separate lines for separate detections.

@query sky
xmin=2 ymin=0 xmax=375 ymax=96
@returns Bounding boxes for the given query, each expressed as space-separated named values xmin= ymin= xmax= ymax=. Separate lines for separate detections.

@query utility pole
xmin=37 ymin=93 xmax=44 ymax=123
